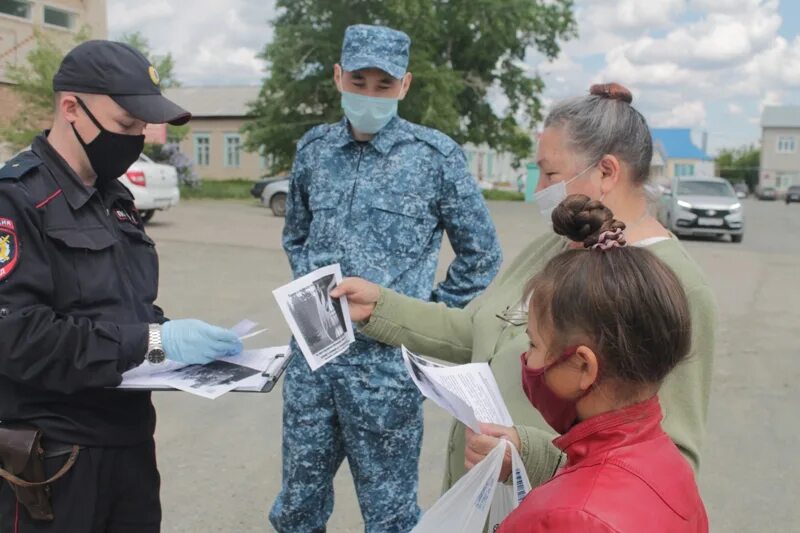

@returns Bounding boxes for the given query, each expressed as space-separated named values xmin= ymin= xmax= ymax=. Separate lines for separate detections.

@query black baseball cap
xmin=53 ymin=40 xmax=191 ymax=126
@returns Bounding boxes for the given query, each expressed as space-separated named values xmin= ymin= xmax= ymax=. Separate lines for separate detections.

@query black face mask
xmin=71 ymin=97 xmax=145 ymax=186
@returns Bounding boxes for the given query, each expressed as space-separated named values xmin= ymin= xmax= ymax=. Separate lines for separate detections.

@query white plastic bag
xmin=413 ymin=440 xmax=531 ymax=533
xmin=488 ymin=441 xmax=532 ymax=531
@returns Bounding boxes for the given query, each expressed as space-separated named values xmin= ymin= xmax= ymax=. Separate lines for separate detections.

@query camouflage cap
xmin=340 ymin=24 xmax=410 ymax=79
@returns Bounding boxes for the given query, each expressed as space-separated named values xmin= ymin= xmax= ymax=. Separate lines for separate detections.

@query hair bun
xmin=551 ymin=194 xmax=627 ymax=248
xmin=590 ymin=82 xmax=633 ymax=104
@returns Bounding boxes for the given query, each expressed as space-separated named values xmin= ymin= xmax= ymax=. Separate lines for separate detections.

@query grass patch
xmin=482 ymin=189 xmax=525 ymax=201
xmin=180 ymin=179 xmax=255 ymax=200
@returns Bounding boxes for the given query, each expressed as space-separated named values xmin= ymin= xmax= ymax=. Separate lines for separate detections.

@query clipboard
xmin=116 ymin=348 xmax=295 ymax=395
xmin=242 ymin=351 xmax=294 ymax=393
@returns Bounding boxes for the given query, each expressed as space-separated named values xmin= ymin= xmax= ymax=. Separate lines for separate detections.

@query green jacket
xmin=361 ymin=233 xmax=716 ymax=490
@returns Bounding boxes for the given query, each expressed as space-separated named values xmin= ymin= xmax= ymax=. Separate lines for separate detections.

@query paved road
xmin=144 ymin=197 xmax=800 ymax=533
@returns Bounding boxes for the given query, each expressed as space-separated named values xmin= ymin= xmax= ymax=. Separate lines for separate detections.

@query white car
xmin=118 ymin=154 xmax=180 ymax=223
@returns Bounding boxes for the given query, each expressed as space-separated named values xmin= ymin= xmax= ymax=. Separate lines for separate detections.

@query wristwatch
xmin=146 ymin=324 xmax=166 ymax=364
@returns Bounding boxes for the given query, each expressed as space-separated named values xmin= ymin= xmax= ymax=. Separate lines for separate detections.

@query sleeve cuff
xmin=358 ymin=287 xmax=402 ymax=345
xmin=115 ymin=323 xmax=149 ymax=373
xmin=515 ymin=424 xmax=564 ymax=487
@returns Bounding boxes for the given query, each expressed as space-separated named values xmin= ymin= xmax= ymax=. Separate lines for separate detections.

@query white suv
xmin=118 ymin=154 xmax=180 ymax=223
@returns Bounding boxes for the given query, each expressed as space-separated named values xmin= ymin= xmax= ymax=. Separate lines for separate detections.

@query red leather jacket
xmin=498 ymin=397 xmax=708 ymax=532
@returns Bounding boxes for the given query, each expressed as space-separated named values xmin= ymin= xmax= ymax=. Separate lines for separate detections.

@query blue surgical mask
xmin=341 ymin=91 xmax=398 ymax=134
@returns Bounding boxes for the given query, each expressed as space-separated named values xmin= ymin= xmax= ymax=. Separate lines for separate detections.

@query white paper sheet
xmin=231 ymin=319 xmax=267 ymax=340
xmin=273 ymin=264 xmax=355 ymax=371
xmin=402 ymin=346 xmax=514 ymax=433
xmin=119 ymin=316 xmax=288 ymax=398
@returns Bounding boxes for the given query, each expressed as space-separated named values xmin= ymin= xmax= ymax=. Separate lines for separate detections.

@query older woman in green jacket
xmin=332 ymin=82 xmax=716 ymax=490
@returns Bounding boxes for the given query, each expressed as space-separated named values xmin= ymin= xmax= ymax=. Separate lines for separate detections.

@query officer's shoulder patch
xmin=0 ymin=152 xmax=43 ymax=181
xmin=409 ymin=124 xmax=459 ymax=157
xmin=297 ymin=124 xmax=332 ymax=151
xmin=0 ymin=217 xmax=20 ymax=282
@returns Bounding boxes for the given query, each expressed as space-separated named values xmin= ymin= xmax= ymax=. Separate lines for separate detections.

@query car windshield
xmin=789 ymin=186 xmax=800 ymax=193
xmin=678 ymin=181 xmax=734 ymax=197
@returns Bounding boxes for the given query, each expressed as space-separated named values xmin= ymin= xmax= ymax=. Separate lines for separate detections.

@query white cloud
xmin=108 ymin=0 xmax=275 ymax=86
xmin=651 ymin=100 xmax=707 ymax=127
xmin=759 ymin=90 xmax=783 ymax=111
xmin=728 ymin=103 xmax=743 ymax=114
xmin=569 ymin=0 xmax=686 ymax=55
xmin=107 ymin=0 xmax=175 ymax=32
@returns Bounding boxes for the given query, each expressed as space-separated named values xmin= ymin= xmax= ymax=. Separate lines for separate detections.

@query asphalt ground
xmin=143 ymin=197 xmax=800 ymax=533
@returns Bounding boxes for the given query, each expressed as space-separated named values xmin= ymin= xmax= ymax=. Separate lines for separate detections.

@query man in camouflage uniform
xmin=269 ymin=24 xmax=502 ymax=533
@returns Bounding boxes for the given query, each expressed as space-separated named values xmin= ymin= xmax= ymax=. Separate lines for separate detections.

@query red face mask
xmin=520 ymin=349 xmax=591 ymax=434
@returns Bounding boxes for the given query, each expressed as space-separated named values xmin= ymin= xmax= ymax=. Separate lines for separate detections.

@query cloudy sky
xmin=108 ymin=0 xmax=800 ymax=154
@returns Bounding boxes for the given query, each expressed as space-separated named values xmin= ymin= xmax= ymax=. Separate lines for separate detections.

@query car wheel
xmin=140 ymin=210 xmax=155 ymax=224
xmin=270 ymin=193 xmax=287 ymax=217
xmin=731 ymin=234 xmax=743 ymax=243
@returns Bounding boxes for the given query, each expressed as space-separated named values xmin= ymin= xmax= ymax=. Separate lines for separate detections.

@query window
xmin=674 ymin=163 xmax=695 ymax=177
xmin=0 ymin=0 xmax=31 ymax=18
xmin=43 ymin=5 xmax=74 ymax=29
xmin=193 ymin=134 xmax=210 ymax=167
xmin=224 ymin=134 xmax=241 ymax=168
xmin=777 ymin=136 xmax=796 ymax=154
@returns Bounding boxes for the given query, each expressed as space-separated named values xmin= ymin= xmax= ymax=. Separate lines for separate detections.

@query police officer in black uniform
xmin=0 ymin=40 xmax=243 ymax=532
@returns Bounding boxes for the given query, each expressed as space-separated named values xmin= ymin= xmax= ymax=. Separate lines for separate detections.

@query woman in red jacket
xmin=498 ymin=195 xmax=708 ymax=533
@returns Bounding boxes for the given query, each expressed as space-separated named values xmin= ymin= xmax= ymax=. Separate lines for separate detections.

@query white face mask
xmin=534 ymin=164 xmax=596 ymax=222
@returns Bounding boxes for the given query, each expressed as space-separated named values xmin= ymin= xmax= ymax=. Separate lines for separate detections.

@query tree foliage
xmin=717 ymin=145 xmax=760 ymax=190
xmin=0 ymin=30 xmax=181 ymax=151
xmin=244 ymin=0 xmax=576 ymax=172
xmin=120 ymin=32 xmax=180 ymax=89
xmin=1 ymin=28 xmax=89 ymax=150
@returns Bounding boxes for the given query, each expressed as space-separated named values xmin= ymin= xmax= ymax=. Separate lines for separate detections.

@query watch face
xmin=147 ymin=349 xmax=166 ymax=364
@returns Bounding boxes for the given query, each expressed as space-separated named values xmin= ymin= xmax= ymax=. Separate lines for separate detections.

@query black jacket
xmin=0 ymin=134 xmax=163 ymax=446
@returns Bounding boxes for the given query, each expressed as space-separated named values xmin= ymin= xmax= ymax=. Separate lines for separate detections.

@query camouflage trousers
xmin=269 ymin=354 xmax=424 ymax=533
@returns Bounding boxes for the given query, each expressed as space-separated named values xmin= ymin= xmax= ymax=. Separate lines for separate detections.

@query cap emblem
xmin=148 ymin=65 xmax=160 ymax=86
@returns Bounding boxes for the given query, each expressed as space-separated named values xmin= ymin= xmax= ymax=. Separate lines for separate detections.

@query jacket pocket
xmin=368 ymin=195 xmax=437 ymax=255
xmin=307 ymin=191 xmax=341 ymax=254
xmin=44 ymin=226 xmax=117 ymax=309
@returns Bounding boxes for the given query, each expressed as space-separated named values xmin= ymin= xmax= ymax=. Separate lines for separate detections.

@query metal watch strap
xmin=146 ymin=324 xmax=165 ymax=364
xmin=147 ymin=324 xmax=163 ymax=352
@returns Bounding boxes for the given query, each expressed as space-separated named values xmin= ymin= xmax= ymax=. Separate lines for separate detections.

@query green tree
xmin=120 ymin=31 xmax=180 ymax=89
xmin=0 ymin=30 xmax=183 ymax=151
xmin=0 ymin=28 xmax=90 ymax=150
xmin=717 ymin=145 xmax=760 ymax=191
xmin=244 ymin=0 xmax=576 ymax=172
xmin=120 ymin=32 xmax=187 ymax=143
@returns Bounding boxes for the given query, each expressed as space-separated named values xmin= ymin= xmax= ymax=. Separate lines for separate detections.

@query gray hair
xmin=544 ymin=92 xmax=653 ymax=184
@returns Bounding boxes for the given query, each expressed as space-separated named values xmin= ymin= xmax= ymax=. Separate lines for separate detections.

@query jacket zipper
xmin=348 ymin=145 xmax=365 ymax=213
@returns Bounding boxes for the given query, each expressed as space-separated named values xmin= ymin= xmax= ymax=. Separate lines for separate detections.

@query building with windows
xmin=759 ymin=106 xmax=800 ymax=193
xmin=650 ymin=128 xmax=714 ymax=185
xmin=164 ymin=86 xmax=267 ymax=180
xmin=1 ymin=0 xmax=107 ymax=159
xmin=462 ymin=145 xmax=530 ymax=187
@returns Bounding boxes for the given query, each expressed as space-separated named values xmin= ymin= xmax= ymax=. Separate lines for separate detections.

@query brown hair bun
xmin=551 ymin=194 xmax=627 ymax=248
xmin=590 ymin=82 xmax=633 ymax=104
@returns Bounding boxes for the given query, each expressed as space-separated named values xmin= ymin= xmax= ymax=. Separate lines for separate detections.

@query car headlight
xmin=677 ymin=200 xmax=693 ymax=209
xmin=729 ymin=202 xmax=742 ymax=212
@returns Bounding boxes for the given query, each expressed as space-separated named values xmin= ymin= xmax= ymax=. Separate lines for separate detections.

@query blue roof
xmin=651 ymin=128 xmax=712 ymax=161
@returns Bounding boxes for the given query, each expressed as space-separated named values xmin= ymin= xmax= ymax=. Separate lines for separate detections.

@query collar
xmin=32 ymin=132 xmax=95 ymax=210
xmin=331 ymin=116 xmax=415 ymax=155
xmin=553 ymin=396 xmax=663 ymax=467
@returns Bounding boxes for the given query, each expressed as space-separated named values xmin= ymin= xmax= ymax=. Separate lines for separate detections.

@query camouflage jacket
xmin=282 ymin=116 xmax=502 ymax=365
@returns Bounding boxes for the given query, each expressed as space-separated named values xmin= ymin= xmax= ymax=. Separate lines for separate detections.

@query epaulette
xmin=410 ymin=124 xmax=459 ymax=157
xmin=0 ymin=151 xmax=43 ymax=181
xmin=296 ymin=124 xmax=332 ymax=151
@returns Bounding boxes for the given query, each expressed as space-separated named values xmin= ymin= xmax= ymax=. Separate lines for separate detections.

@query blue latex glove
xmin=161 ymin=319 xmax=243 ymax=365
